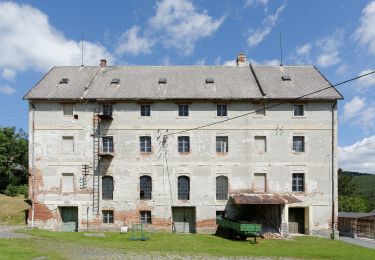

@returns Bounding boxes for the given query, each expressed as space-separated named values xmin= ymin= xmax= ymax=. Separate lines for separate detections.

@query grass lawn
xmin=3 ymin=229 xmax=370 ymax=260
xmin=0 ymin=194 xmax=29 ymax=224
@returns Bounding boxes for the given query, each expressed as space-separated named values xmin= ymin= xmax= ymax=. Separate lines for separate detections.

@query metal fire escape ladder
xmin=92 ymin=108 xmax=101 ymax=215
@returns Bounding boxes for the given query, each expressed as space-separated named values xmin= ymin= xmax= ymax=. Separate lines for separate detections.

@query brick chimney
xmin=100 ymin=59 xmax=107 ymax=67
xmin=236 ymin=53 xmax=246 ymax=66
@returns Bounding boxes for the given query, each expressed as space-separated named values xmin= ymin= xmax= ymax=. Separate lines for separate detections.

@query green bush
xmin=4 ymin=184 xmax=28 ymax=198
xmin=5 ymin=185 xmax=18 ymax=197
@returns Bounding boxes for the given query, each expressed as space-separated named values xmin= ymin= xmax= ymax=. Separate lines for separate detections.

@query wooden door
xmin=172 ymin=207 xmax=196 ymax=233
xmin=61 ymin=207 xmax=78 ymax=232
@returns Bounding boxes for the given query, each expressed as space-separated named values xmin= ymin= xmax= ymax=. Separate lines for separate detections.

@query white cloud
xmin=315 ymin=32 xmax=342 ymax=68
xmin=222 ymin=60 xmax=236 ymax=66
xmin=116 ymin=25 xmax=153 ymax=55
xmin=342 ymin=96 xmax=366 ymax=121
xmin=296 ymin=43 xmax=311 ymax=56
xmin=214 ymin=56 xmax=222 ymax=66
xmin=339 ymin=136 xmax=375 ymax=174
xmin=355 ymin=1 xmax=375 ymax=55
xmin=195 ymin=59 xmax=206 ymax=66
xmin=0 ymin=85 xmax=16 ymax=95
xmin=357 ymin=69 xmax=375 ymax=89
xmin=159 ymin=56 xmax=171 ymax=65
xmin=357 ymin=106 xmax=375 ymax=131
xmin=245 ymin=0 xmax=269 ymax=8
xmin=0 ymin=2 xmax=113 ymax=73
xmin=1 ymin=68 xmax=16 ymax=81
xmin=261 ymin=59 xmax=279 ymax=66
xmin=247 ymin=3 xmax=285 ymax=48
xmin=149 ymin=0 xmax=225 ymax=56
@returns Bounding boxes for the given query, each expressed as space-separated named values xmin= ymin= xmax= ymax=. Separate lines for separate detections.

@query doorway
xmin=172 ymin=207 xmax=196 ymax=233
xmin=60 ymin=207 xmax=78 ymax=232
xmin=288 ymin=207 xmax=305 ymax=234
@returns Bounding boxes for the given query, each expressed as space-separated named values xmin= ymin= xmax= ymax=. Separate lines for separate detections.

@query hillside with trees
xmin=338 ymin=168 xmax=375 ymax=212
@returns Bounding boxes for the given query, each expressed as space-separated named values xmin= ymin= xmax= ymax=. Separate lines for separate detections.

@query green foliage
xmin=4 ymin=184 xmax=28 ymax=198
xmin=338 ymin=168 xmax=356 ymax=196
xmin=0 ymin=127 xmax=28 ymax=192
xmin=338 ymin=196 xmax=368 ymax=212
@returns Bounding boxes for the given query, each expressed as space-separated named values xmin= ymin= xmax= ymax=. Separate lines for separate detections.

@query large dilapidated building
xmin=24 ymin=54 xmax=342 ymax=236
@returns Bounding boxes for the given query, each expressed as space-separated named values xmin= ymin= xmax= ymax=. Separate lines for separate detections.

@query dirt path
xmin=0 ymin=225 xmax=30 ymax=238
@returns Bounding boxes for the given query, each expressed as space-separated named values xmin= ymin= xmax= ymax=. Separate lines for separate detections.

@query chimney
xmin=100 ymin=59 xmax=107 ymax=67
xmin=236 ymin=53 xmax=246 ymax=66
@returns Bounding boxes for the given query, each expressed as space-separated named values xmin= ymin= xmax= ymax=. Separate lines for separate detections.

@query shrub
xmin=4 ymin=184 xmax=28 ymax=198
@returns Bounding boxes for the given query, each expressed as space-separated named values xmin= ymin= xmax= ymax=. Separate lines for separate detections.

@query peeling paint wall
xmin=28 ymin=100 xmax=338 ymax=236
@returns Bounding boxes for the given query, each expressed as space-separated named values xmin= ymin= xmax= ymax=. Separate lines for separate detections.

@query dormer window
xmin=205 ymin=78 xmax=214 ymax=84
xmin=282 ymin=75 xmax=291 ymax=81
xmin=159 ymin=78 xmax=167 ymax=84
xmin=59 ymin=78 xmax=69 ymax=84
xmin=111 ymin=78 xmax=120 ymax=84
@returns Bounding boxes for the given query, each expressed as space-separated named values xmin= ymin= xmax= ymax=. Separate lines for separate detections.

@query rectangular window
xmin=62 ymin=136 xmax=74 ymax=153
xmin=254 ymin=103 xmax=266 ymax=116
xmin=254 ymin=136 xmax=267 ymax=153
xmin=178 ymin=136 xmax=190 ymax=153
xmin=102 ymin=210 xmax=114 ymax=224
xmin=102 ymin=104 xmax=113 ymax=116
xmin=178 ymin=104 xmax=189 ymax=117
xmin=292 ymin=173 xmax=304 ymax=192
xmin=61 ymin=173 xmax=74 ymax=192
xmin=293 ymin=105 xmax=304 ymax=116
xmin=292 ymin=136 xmax=305 ymax=152
xmin=140 ymin=104 xmax=151 ymax=117
xmin=63 ymin=104 xmax=73 ymax=116
xmin=216 ymin=136 xmax=228 ymax=153
xmin=140 ymin=136 xmax=151 ymax=153
xmin=217 ymin=104 xmax=227 ymax=117
xmin=140 ymin=211 xmax=152 ymax=224
xmin=102 ymin=136 xmax=114 ymax=153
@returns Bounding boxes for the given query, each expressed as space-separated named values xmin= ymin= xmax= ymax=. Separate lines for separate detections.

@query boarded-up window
xmin=62 ymin=136 xmax=74 ymax=153
xmin=254 ymin=173 xmax=266 ymax=193
xmin=102 ymin=176 xmax=114 ymax=200
xmin=63 ymin=104 xmax=73 ymax=116
xmin=61 ymin=173 xmax=74 ymax=192
xmin=216 ymin=176 xmax=228 ymax=200
xmin=254 ymin=136 xmax=267 ymax=153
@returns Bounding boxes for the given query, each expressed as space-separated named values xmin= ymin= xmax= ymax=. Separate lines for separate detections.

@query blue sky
xmin=0 ymin=0 xmax=375 ymax=173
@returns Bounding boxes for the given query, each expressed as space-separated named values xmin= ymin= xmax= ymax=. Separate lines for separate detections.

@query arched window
xmin=140 ymin=175 xmax=152 ymax=200
xmin=216 ymin=176 xmax=228 ymax=200
xmin=178 ymin=176 xmax=190 ymax=200
xmin=102 ymin=176 xmax=113 ymax=200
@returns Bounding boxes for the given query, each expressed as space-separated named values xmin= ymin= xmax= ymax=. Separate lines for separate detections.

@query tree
xmin=0 ymin=127 xmax=28 ymax=192
xmin=338 ymin=168 xmax=356 ymax=196
xmin=338 ymin=196 xmax=368 ymax=212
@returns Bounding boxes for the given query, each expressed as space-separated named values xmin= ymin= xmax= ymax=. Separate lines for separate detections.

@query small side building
xmin=338 ymin=211 xmax=375 ymax=239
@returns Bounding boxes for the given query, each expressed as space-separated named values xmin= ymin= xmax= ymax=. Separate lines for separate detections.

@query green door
xmin=172 ymin=207 xmax=196 ymax=233
xmin=61 ymin=207 xmax=78 ymax=232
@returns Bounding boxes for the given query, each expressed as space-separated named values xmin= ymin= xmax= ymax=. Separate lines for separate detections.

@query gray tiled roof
xmin=23 ymin=65 xmax=343 ymax=100
xmin=338 ymin=212 xmax=375 ymax=219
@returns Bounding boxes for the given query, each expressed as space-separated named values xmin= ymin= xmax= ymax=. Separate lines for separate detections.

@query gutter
xmin=30 ymin=102 xmax=35 ymax=228
xmin=331 ymin=101 xmax=337 ymax=239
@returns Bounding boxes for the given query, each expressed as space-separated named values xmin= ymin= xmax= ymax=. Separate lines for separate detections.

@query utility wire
xmin=164 ymin=70 xmax=375 ymax=137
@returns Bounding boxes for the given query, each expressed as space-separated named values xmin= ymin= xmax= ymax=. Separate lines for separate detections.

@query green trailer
xmin=216 ymin=219 xmax=262 ymax=243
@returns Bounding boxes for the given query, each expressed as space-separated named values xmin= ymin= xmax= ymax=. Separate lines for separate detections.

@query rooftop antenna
xmin=279 ymin=30 xmax=283 ymax=66
xmin=81 ymin=31 xmax=84 ymax=66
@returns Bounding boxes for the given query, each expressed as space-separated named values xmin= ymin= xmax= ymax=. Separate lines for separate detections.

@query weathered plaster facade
xmin=27 ymin=99 xmax=339 ymax=236
xmin=25 ymin=58 xmax=342 ymax=236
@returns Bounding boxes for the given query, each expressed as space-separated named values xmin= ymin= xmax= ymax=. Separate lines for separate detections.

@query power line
xmin=164 ymin=69 xmax=375 ymax=137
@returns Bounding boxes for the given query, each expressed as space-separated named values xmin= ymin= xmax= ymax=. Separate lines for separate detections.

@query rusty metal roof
xmin=231 ymin=193 xmax=301 ymax=205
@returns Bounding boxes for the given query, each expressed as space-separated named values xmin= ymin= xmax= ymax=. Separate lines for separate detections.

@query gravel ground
xmin=339 ymin=236 xmax=375 ymax=249
xmin=0 ymin=225 xmax=30 ymax=238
